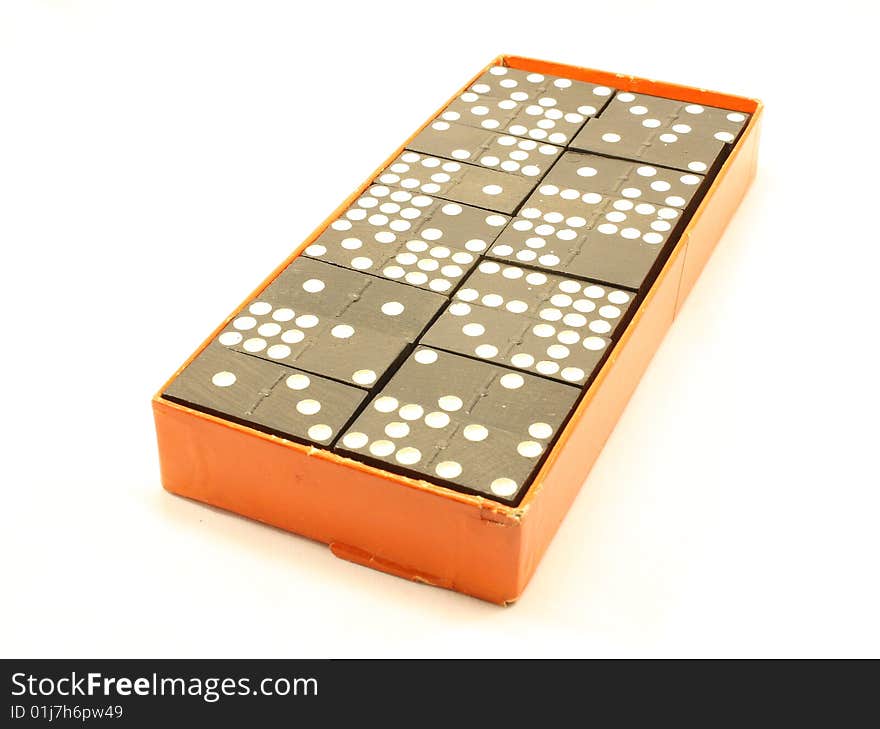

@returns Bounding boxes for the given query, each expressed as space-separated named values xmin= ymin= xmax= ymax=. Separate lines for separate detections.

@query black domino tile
xmin=544 ymin=151 xmax=705 ymax=209
xmin=442 ymin=66 xmax=615 ymax=146
xmin=571 ymin=117 xmax=725 ymax=174
xmin=487 ymin=179 xmax=682 ymax=290
xmin=375 ymin=151 xmax=536 ymax=215
xmin=598 ymin=91 xmax=750 ymax=144
xmin=213 ymin=258 xmax=445 ymax=388
xmin=304 ymin=183 xmax=509 ymax=293
xmin=571 ymin=91 xmax=750 ymax=173
xmin=408 ymin=120 xmax=563 ymax=178
xmin=421 ymin=260 xmax=633 ymax=385
xmin=336 ymin=346 xmax=579 ymax=504
xmin=164 ymin=343 xmax=366 ymax=446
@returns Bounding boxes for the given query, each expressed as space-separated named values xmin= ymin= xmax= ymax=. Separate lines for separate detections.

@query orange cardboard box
xmin=153 ymin=55 xmax=762 ymax=604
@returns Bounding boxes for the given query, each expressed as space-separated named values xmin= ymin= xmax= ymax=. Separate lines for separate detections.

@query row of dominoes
xmin=163 ymin=64 xmax=749 ymax=503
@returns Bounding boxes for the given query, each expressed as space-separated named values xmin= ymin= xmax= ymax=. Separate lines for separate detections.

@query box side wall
xmin=154 ymin=399 xmax=522 ymax=604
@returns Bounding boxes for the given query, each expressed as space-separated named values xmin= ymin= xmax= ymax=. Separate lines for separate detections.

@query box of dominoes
xmin=153 ymin=55 xmax=762 ymax=603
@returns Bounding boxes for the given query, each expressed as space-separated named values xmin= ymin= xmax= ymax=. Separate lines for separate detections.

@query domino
xmin=570 ymin=91 xmax=750 ymax=172
xmin=443 ymin=66 xmax=614 ymax=144
xmin=164 ymin=343 xmax=366 ymax=446
xmin=408 ymin=121 xmax=563 ymax=178
xmin=212 ymin=257 xmax=446 ymax=387
xmin=337 ymin=347 xmax=578 ymax=504
xmin=421 ymin=260 xmax=633 ymax=385
xmin=303 ymin=184 xmax=509 ymax=293
xmin=376 ymin=151 xmax=536 ymax=214
xmin=539 ymin=151 xmax=705 ymax=209
xmin=486 ymin=177 xmax=683 ymax=290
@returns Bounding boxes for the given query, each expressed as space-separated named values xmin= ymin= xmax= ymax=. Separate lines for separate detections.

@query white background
xmin=2 ymin=1 xmax=878 ymax=658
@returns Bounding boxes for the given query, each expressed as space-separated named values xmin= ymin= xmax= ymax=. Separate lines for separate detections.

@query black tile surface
xmin=337 ymin=346 xmax=579 ymax=504
xmin=422 ymin=260 xmax=632 ymax=384
xmin=304 ymin=184 xmax=508 ymax=293
xmin=599 ymin=91 xmax=749 ymax=143
xmin=164 ymin=343 xmax=366 ymax=445
xmin=376 ymin=151 xmax=537 ymax=214
xmin=408 ymin=121 xmax=562 ymax=178
xmin=443 ymin=66 xmax=615 ymax=145
xmin=213 ymin=258 xmax=445 ymax=387
xmin=545 ymin=151 xmax=704 ymax=209
xmin=571 ymin=91 xmax=749 ymax=172
xmin=487 ymin=179 xmax=682 ymax=290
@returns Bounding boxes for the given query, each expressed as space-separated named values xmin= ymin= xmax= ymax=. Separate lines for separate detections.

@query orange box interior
xmin=153 ymin=55 xmax=763 ymax=604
